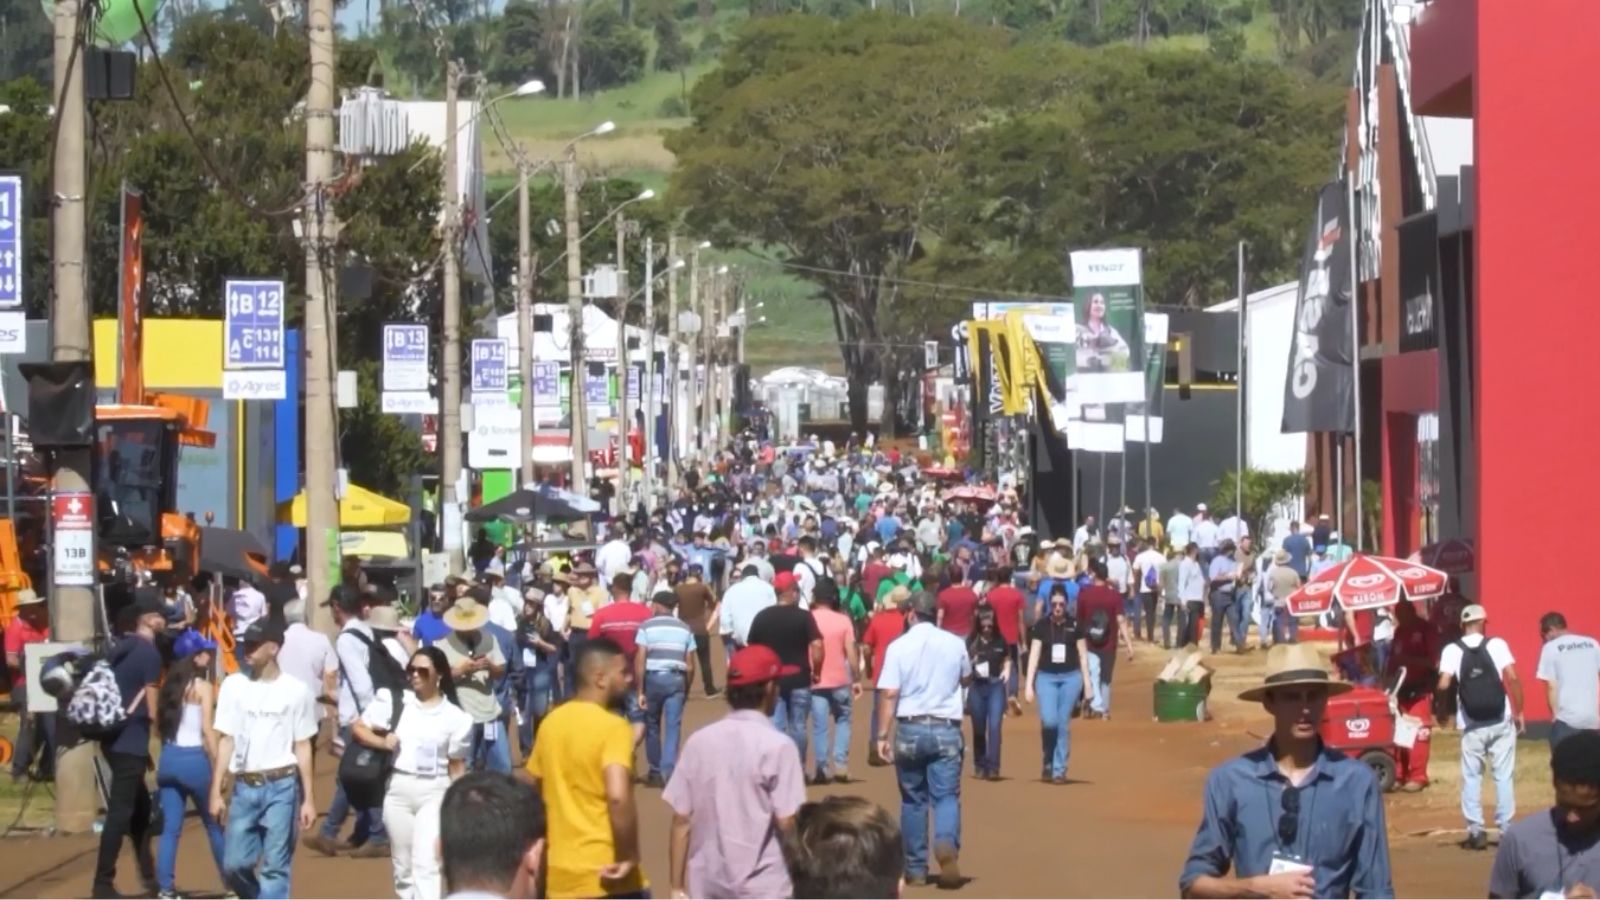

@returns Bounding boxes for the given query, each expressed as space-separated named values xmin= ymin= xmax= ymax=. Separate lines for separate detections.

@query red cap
xmin=726 ymin=645 xmax=801 ymax=687
xmin=772 ymin=571 xmax=799 ymax=593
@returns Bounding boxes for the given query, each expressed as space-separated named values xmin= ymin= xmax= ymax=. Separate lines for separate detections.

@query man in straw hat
xmin=440 ymin=594 xmax=511 ymax=773
xmin=1180 ymin=644 xmax=1393 ymax=898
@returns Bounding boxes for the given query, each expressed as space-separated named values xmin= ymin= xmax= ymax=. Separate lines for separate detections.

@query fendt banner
xmin=1282 ymin=179 xmax=1356 ymax=434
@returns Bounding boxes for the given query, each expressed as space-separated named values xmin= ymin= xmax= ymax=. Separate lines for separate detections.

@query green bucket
xmin=1153 ymin=679 xmax=1209 ymax=723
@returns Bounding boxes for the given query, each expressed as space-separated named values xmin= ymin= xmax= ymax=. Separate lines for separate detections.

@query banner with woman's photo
xmin=1068 ymin=248 xmax=1147 ymax=405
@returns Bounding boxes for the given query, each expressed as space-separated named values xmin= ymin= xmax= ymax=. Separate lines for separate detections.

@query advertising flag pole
xmin=1347 ymin=174 xmax=1365 ymax=551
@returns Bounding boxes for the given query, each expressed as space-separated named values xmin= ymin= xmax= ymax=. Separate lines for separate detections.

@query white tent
xmin=493 ymin=305 xmax=686 ymax=363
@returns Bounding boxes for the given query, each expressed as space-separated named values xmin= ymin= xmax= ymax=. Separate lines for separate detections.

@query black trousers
xmin=693 ymin=633 xmax=717 ymax=695
xmin=94 ymin=750 xmax=154 ymax=893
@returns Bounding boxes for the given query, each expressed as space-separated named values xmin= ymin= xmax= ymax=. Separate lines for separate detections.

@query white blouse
xmin=360 ymin=689 xmax=473 ymax=777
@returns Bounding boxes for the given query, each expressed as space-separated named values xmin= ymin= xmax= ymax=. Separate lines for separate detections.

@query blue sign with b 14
xmin=470 ymin=338 xmax=509 ymax=393
xmin=224 ymin=279 xmax=285 ymax=369
xmin=0 ymin=175 xmax=23 ymax=309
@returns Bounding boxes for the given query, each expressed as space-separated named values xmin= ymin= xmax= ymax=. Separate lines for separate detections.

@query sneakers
xmin=832 ymin=771 xmax=851 ymax=785
xmin=301 ymin=833 xmax=340 ymax=857
xmin=1462 ymin=831 xmax=1489 ymax=851
xmin=934 ymin=843 xmax=963 ymax=889
xmin=347 ymin=841 xmax=391 ymax=859
xmin=1007 ymin=697 xmax=1023 ymax=717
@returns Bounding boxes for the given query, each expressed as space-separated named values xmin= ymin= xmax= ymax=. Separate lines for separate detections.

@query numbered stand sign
xmin=0 ymin=174 xmax=22 ymax=310
xmin=52 ymin=491 xmax=94 ymax=587
xmin=223 ymin=279 xmax=287 ymax=399
xmin=382 ymin=323 xmax=434 ymax=413
xmin=470 ymin=339 xmax=509 ymax=394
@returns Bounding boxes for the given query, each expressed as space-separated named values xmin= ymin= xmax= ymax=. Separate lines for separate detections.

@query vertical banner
xmin=531 ymin=361 xmax=561 ymax=407
xmin=969 ymin=325 xmax=992 ymax=473
xmin=1068 ymin=248 xmax=1146 ymax=404
xmin=222 ymin=278 xmax=288 ymax=399
xmin=381 ymin=323 xmax=436 ymax=414
xmin=1126 ymin=312 xmax=1169 ymax=443
xmin=1282 ymin=179 xmax=1356 ymax=433
xmin=0 ymin=174 xmax=22 ymax=310
xmin=118 ymin=187 xmax=145 ymax=401
xmin=470 ymin=338 xmax=509 ymax=394
xmin=924 ymin=341 xmax=939 ymax=370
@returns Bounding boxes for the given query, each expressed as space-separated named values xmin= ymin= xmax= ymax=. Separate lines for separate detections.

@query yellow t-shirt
xmin=526 ymin=699 xmax=647 ymax=899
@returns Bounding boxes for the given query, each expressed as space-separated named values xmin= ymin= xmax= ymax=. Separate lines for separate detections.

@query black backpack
xmin=1086 ymin=608 xmax=1112 ymax=648
xmin=1455 ymin=639 xmax=1507 ymax=722
xmin=341 ymin=631 xmax=407 ymax=698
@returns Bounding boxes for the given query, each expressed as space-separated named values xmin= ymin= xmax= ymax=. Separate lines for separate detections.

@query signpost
xmin=222 ymin=279 xmax=287 ymax=399
xmin=0 ymin=174 xmax=22 ymax=310
xmin=382 ymin=323 xmax=435 ymax=413
xmin=470 ymin=338 xmax=509 ymax=394
xmin=531 ymin=362 xmax=560 ymax=407
xmin=51 ymin=492 xmax=94 ymax=587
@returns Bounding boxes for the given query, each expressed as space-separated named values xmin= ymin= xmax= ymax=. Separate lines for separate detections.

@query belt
xmin=897 ymin=715 xmax=961 ymax=727
xmin=236 ymin=765 xmax=298 ymax=787
xmin=393 ymin=769 xmax=448 ymax=779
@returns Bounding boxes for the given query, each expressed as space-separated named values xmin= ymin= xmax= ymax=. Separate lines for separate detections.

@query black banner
xmin=970 ymin=326 xmax=990 ymax=473
xmin=1282 ymin=179 xmax=1356 ymax=434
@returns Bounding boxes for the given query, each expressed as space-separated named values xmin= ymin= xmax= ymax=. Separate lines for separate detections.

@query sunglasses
xmin=406 ymin=666 xmax=437 ymax=678
xmin=1278 ymin=785 xmax=1300 ymax=848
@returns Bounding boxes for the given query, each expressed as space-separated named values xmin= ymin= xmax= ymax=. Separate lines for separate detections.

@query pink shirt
xmin=662 ymin=709 xmax=807 ymax=899
xmin=812 ymin=607 xmax=854 ymax=690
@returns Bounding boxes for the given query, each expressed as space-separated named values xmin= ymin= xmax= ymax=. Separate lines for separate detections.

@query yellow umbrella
xmin=278 ymin=483 xmax=412 ymax=528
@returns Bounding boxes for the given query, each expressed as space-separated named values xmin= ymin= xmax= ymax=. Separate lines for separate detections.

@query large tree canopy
xmin=667 ymin=13 xmax=1342 ymax=432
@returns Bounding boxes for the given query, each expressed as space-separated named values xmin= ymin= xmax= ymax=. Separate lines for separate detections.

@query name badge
xmin=1268 ymin=855 xmax=1312 ymax=876
xmin=1050 ymin=643 xmax=1067 ymax=665
xmin=483 ymin=720 xmax=502 ymax=743
xmin=1538 ymin=893 xmax=1567 ymax=900
xmin=581 ymin=602 xmax=594 ymax=616
xmin=975 ymin=660 xmax=991 ymax=679
xmin=413 ymin=739 xmax=440 ymax=776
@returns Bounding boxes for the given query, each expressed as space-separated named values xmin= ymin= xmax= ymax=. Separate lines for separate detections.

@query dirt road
xmin=0 ymin=646 xmax=1498 ymax=898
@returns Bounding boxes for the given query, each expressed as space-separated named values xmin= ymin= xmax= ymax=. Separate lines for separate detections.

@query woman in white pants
xmin=352 ymin=645 xmax=472 ymax=898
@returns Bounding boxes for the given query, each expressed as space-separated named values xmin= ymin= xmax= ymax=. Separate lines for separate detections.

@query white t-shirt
xmin=1133 ymin=549 xmax=1165 ymax=594
xmin=1535 ymin=632 xmax=1600 ymax=730
xmin=596 ymin=540 xmax=632 ymax=586
xmin=214 ymin=672 xmax=318 ymax=774
xmin=1105 ymin=555 xmax=1130 ymax=594
xmin=360 ymin=688 xmax=473 ymax=777
xmin=277 ymin=623 xmax=337 ymax=721
xmin=488 ymin=587 xmax=520 ymax=633
xmin=1439 ymin=633 xmax=1516 ymax=729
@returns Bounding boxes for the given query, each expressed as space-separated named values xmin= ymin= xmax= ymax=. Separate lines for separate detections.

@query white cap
xmin=888 ymin=553 xmax=909 ymax=569
xmin=1460 ymin=604 xmax=1488 ymax=624
xmin=1196 ymin=502 xmax=1208 ymax=512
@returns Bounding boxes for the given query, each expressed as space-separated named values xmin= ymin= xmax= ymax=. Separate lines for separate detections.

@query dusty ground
xmin=0 ymin=640 xmax=1528 ymax=898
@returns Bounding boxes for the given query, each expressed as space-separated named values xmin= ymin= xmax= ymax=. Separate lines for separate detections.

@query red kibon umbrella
xmin=1415 ymin=538 xmax=1475 ymax=575
xmin=1285 ymin=553 xmax=1450 ymax=617
xmin=942 ymin=484 xmax=998 ymax=505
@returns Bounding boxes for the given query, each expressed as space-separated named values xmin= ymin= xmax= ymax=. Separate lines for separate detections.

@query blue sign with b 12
xmin=470 ymin=338 xmax=509 ymax=393
xmin=0 ymin=175 xmax=23 ymax=310
xmin=223 ymin=279 xmax=285 ymax=369
xmin=382 ymin=324 xmax=430 ymax=392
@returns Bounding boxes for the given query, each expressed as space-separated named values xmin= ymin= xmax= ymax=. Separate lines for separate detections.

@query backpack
xmin=341 ymin=631 xmax=407 ymax=700
xmin=1143 ymin=564 xmax=1159 ymax=591
xmin=64 ymin=642 xmax=146 ymax=740
xmin=1086 ymin=608 xmax=1112 ymax=648
xmin=1455 ymin=639 xmax=1508 ymax=722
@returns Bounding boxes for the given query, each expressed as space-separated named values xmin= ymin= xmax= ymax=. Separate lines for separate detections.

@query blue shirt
xmin=413 ymin=610 xmax=451 ymax=646
xmin=875 ymin=516 xmax=902 ymax=544
xmin=636 ymin=614 xmax=697 ymax=673
xmin=1282 ymin=533 xmax=1313 ymax=578
xmin=1207 ymin=554 xmax=1239 ymax=594
xmin=1180 ymin=743 xmax=1394 ymax=899
xmin=876 ymin=621 xmax=970 ymax=720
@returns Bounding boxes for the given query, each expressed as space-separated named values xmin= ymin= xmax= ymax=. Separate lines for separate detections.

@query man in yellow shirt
xmin=526 ymin=636 xmax=647 ymax=899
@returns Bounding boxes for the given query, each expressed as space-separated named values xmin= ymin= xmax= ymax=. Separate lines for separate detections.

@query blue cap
xmin=173 ymin=629 xmax=219 ymax=659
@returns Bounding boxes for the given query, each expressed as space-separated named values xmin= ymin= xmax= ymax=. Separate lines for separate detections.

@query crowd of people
xmin=5 ymin=434 xmax=1600 ymax=899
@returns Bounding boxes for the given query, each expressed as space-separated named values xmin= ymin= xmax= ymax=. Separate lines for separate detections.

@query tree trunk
xmin=845 ymin=368 xmax=870 ymax=436
xmin=878 ymin=354 xmax=900 ymax=440
xmin=571 ymin=6 xmax=583 ymax=100
xmin=555 ymin=10 xmax=571 ymax=99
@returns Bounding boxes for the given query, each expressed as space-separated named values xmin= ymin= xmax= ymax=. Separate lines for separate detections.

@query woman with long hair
xmin=155 ymin=630 xmax=226 ymax=898
xmin=352 ymin=645 xmax=472 ymax=899
xmin=1024 ymin=584 xmax=1094 ymax=784
xmin=966 ymin=606 xmax=1011 ymax=780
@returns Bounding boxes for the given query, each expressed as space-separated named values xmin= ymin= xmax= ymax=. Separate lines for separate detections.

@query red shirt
xmin=861 ymin=562 xmax=893 ymax=603
xmin=1075 ymin=584 xmax=1124 ymax=653
xmin=589 ymin=601 xmax=652 ymax=665
xmin=985 ymin=585 xmax=1026 ymax=645
xmin=861 ymin=608 xmax=907 ymax=679
xmin=4 ymin=617 xmax=48 ymax=689
xmin=937 ymin=586 xmax=979 ymax=638
xmin=1390 ymin=618 xmax=1441 ymax=690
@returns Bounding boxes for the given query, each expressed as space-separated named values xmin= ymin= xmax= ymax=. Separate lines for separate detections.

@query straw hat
xmin=1237 ymin=644 xmax=1353 ymax=702
xmin=15 ymin=588 xmax=43 ymax=607
xmin=1046 ymin=556 xmax=1073 ymax=579
xmin=443 ymin=597 xmax=491 ymax=631
xmin=368 ymin=605 xmax=402 ymax=632
xmin=1272 ymin=548 xmax=1292 ymax=566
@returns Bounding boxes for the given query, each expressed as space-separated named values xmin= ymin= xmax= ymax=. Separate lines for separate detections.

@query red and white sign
xmin=52 ymin=491 xmax=95 ymax=587
xmin=1286 ymin=553 xmax=1449 ymax=617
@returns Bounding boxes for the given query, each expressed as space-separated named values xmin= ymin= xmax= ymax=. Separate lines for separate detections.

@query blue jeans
xmin=1034 ymin=670 xmax=1083 ymax=778
xmin=1272 ymin=605 xmax=1300 ymax=644
xmin=471 ymin=720 xmax=513 ymax=773
xmin=223 ymin=774 xmax=299 ymax=899
xmin=1550 ymin=720 xmax=1590 ymax=748
xmin=1161 ymin=603 xmax=1184 ymax=647
xmin=772 ymin=685 xmax=812 ymax=767
xmin=809 ymin=686 xmax=853 ymax=775
xmin=1460 ymin=719 xmax=1517 ymax=835
xmin=892 ymin=720 xmax=963 ymax=878
xmin=321 ymin=725 xmax=387 ymax=845
xmin=517 ymin=665 xmax=555 ymax=755
xmin=869 ymin=689 xmax=884 ymax=749
xmin=1085 ymin=652 xmax=1114 ymax=716
xmin=157 ymin=745 xmax=225 ymax=893
xmin=1209 ymin=590 xmax=1244 ymax=653
xmin=968 ymin=679 xmax=1005 ymax=775
xmin=643 ymin=670 xmax=688 ymax=781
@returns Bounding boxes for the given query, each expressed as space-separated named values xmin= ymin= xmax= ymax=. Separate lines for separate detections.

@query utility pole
xmin=699 ymin=266 xmax=715 ymax=457
xmin=718 ymin=269 xmax=732 ymax=437
xmin=664 ymin=233 xmax=679 ymax=498
xmin=304 ymin=0 xmax=340 ymax=633
xmin=49 ymin=0 xmax=97 ymax=836
xmin=564 ymin=147 xmax=588 ymax=496
xmin=517 ymin=161 xmax=536 ymax=487
xmin=642 ymin=234 xmax=656 ymax=513
xmin=614 ymin=213 xmax=629 ymax=513
xmin=687 ymin=249 xmax=701 ymax=462
xmin=439 ymin=61 xmax=465 ymax=573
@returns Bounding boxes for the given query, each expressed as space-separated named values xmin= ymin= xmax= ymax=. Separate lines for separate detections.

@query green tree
xmin=340 ymin=360 xmax=434 ymax=497
xmin=578 ymin=4 xmax=649 ymax=90
xmin=488 ymin=0 xmax=547 ymax=87
xmin=0 ymin=0 xmax=52 ymax=84
xmin=1211 ymin=468 xmax=1306 ymax=538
